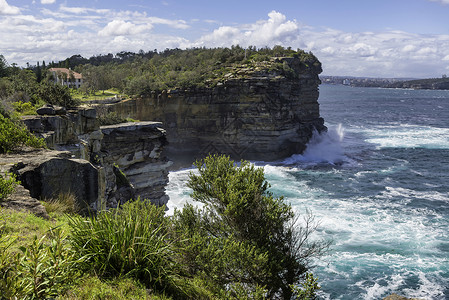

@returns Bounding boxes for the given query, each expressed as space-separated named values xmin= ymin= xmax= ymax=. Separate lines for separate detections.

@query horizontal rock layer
xmin=109 ymin=57 xmax=325 ymax=162
xmin=20 ymin=110 xmax=170 ymax=211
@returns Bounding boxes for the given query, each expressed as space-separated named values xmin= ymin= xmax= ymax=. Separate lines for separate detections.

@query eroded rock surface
xmin=1 ymin=149 xmax=99 ymax=217
xmin=20 ymin=111 xmax=171 ymax=211
xmin=109 ymin=57 xmax=325 ymax=162
xmin=99 ymin=122 xmax=171 ymax=207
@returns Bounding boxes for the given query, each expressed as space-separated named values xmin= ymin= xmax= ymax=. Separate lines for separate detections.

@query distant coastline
xmin=320 ymin=75 xmax=449 ymax=90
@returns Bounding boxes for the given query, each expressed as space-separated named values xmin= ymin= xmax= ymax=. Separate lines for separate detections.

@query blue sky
xmin=1 ymin=0 xmax=449 ymax=78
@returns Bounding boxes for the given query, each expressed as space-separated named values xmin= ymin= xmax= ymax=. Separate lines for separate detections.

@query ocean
xmin=166 ymin=84 xmax=449 ymax=299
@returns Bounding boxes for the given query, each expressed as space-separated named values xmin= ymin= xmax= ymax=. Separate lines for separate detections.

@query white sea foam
xmin=283 ymin=124 xmax=348 ymax=166
xmin=165 ymin=168 xmax=201 ymax=215
xmin=362 ymin=124 xmax=449 ymax=149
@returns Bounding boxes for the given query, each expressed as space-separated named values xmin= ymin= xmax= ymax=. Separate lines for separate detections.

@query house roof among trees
xmin=49 ymin=67 xmax=82 ymax=79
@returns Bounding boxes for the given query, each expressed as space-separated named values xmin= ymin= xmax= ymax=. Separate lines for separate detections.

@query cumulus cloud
xmin=147 ymin=17 xmax=189 ymax=29
xmin=0 ymin=0 xmax=20 ymax=15
xmin=98 ymin=20 xmax=153 ymax=36
xmin=195 ymin=10 xmax=299 ymax=48
xmin=41 ymin=0 xmax=56 ymax=4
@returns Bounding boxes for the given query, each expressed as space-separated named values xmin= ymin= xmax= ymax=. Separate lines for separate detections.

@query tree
xmin=36 ymin=61 xmax=42 ymax=83
xmin=37 ymin=81 xmax=79 ymax=107
xmin=173 ymin=155 xmax=329 ymax=299
xmin=0 ymin=55 xmax=9 ymax=78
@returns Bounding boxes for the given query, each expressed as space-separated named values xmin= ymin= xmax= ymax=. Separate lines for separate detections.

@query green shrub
xmin=12 ymin=100 xmax=37 ymax=115
xmin=173 ymin=154 xmax=330 ymax=299
xmin=291 ymin=273 xmax=321 ymax=300
xmin=1 ymin=229 xmax=83 ymax=299
xmin=68 ymin=200 xmax=179 ymax=294
xmin=59 ymin=275 xmax=163 ymax=300
xmin=0 ymin=171 xmax=19 ymax=201
xmin=0 ymin=235 xmax=19 ymax=298
xmin=37 ymin=81 xmax=80 ymax=108
xmin=0 ymin=113 xmax=46 ymax=153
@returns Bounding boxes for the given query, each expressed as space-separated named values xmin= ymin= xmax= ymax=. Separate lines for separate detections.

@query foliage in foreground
xmin=0 ymin=228 xmax=83 ymax=299
xmin=173 ymin=154 xmax=329 ymax=299
xmin=0 ymin=155 xmax=328 ymax=299
xmin=68 ymin=200 xmax=183 ymax=296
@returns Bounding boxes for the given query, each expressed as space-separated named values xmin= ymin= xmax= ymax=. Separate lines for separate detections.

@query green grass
xmin=58 ymin=275 xmax=168 ymax=300
xmin=71 ymin=89 xmax=126 ymax=101
xmin=0 ymin=205 xmax=163 ymax=299
xmin=0 ymin=207 xmax=71 ymax=253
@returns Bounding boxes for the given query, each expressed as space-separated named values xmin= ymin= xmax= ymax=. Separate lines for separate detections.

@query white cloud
xmin=98 ymin=20 xmax=153 ymax=36
xmin=0 ymin=0 xmax=20 ymax=15
xmin=427 ymin=0 xmax=449 ymax=5
xmin=402 ymin=45 xmax=416 ymax=52
xmin=196 ymin=11 xmax=299 ymax=47
xmin=59 ymin=6 xmax=89 ymax=14
xmin=1 ymin=4 xmax=449 ymax=79
xmin=147 ymin=17 xmax=189 ymax=29
xmin=41 ymin=0 xmax=56 ymax=4
xmin=416 ymin=47 xmax=437 ymax=54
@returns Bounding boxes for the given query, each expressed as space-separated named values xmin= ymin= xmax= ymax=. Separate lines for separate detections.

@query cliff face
xmin=20 ymin=110 xmax=170 ymax=211
xmin=99 ymin=122 xmax=171 ymax=208
xmin=109 ymin=57 xmax=325 ymax=162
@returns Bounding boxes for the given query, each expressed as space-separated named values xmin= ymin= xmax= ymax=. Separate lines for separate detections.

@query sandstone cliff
xmin=16 ymin=109 xmax=171 ymax=212
xmin=108 ymin=57 xmax=325 ymax=163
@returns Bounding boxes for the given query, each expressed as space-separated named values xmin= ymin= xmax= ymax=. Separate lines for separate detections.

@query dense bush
xmin=0 ymin=114 xmax=46 ymax=153
xmin=1 ymin=154 xmax=328 ymax=299
xmin=36 ymin=81 xmax=79 ymax=108
xmin=173 ymin=155 xmax=329 ymax=299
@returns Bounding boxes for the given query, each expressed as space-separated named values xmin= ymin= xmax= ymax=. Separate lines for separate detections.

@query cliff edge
xmin=108 ymin=56 xmax=325 ymax=163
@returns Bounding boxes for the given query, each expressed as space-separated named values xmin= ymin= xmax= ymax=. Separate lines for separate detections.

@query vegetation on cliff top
xmin=1 ymin=155 xmax=328 ymax=299
xmin=1 ymin=46 xmax=320 ymax=105
xmin=75 ymin=45 xmax=321 ymax=97
xmin=0 ymin=114 xmax=46 ymax=154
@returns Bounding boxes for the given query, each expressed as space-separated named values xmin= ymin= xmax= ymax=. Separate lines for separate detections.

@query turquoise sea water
xmin=166 ymin=84 xmax=449 ymax=299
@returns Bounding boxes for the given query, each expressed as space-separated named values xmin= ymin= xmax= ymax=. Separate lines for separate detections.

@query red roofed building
xmin=48 ymin=68 xmax=83 ymax=89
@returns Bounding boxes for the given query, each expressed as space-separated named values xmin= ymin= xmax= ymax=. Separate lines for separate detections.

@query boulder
xmin=1 ymin=149 xmax=101 ymax=215
xmin=37 ymin=104 xmax=56 ymax=115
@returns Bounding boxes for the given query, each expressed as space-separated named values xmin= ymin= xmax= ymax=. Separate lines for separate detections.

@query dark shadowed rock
xmin=0 ymin=183 xmax=49 ymax=219
xmin=1 ymin=149 xmax=100 ymax=215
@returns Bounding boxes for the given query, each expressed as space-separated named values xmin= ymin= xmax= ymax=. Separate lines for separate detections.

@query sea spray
xmin=283 ymin=124 xmax=346 ymax=166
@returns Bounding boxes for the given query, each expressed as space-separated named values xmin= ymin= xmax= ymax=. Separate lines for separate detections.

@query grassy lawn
xmin=71 ymin=89 xmax=126 ymax=101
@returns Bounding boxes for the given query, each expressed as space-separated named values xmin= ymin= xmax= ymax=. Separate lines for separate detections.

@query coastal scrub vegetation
xmin=1 ymin=46 xmax=320 ymax=106
xmin=0 ymin=113 xmax=46 ymax=154
xmin=0 ymin=154 xmax=328 ymax=299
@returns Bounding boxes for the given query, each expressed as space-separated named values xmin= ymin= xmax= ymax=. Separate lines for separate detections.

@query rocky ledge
xmin=9 ymin=110 xmax=171 ymax=214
